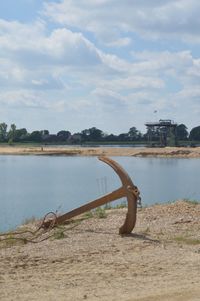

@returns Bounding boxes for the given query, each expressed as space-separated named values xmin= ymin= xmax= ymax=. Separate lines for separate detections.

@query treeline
xmin=0 ymin=122 xmax=200 ymax=144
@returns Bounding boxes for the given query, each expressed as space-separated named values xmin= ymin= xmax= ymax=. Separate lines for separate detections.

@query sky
xmin=0 ymin=0 xmax=200 ymax=134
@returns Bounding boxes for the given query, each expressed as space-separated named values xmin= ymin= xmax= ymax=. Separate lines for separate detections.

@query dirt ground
xmin=0 ymin=200 xmax=200 ymax=301
xmin=0 ymin=145 xmax=200 ymax=158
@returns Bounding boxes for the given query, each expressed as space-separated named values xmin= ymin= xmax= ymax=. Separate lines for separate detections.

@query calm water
xmin=0 ymin=155 xmax=200 ymax=231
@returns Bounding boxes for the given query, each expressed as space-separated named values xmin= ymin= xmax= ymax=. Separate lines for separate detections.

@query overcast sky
xmin=0 ymin=0 xmax=200 ymax=134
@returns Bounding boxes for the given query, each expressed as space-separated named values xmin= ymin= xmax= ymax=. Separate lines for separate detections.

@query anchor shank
xmin=55 ymin=186 xmax=125 ymax=225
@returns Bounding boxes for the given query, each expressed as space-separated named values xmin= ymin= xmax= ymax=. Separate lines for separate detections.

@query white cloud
xmin=0 ymin=20 xmax=102 ymax=67
xmin=93 ymin=76 xmax=165 ymax=91
xmin=43 ymin=0 xmax=200 ymax=44
xmin=105 ymin=37 xmax=131 ymax=48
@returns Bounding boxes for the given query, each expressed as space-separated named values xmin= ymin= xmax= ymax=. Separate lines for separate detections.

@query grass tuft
xmin=173 ymin=236 xmax=200 ymax=245
xmin=94 ymin=207 xmax=107 ymax=219
xmin=53 ymin=226 xmax=65 ymax=240
xmin=22 ymin=216 xmax=37 ymax=225
xmin=183 ymin=199 xmax=199 ymax=205
xmin=83 ymin=211 xmax=94 ymax=219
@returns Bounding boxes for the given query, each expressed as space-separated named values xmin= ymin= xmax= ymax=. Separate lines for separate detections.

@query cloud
xmin=43 ymin=0 xmax=200 ymax=44
xmin=105 ymin=37 xmax=131 ymax=48
xmin=0 ymin=19 xmax=102 ymax=67
xmin=96 ymin=76 xmax=165 ymax=91
xmin=0 ymin=90 xmax=47 ymax=108
xmin=0 ymin=19 xmax=105 ymax=96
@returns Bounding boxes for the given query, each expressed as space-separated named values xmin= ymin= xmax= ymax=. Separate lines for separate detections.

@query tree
xmin=189 ymin=126 xmax=200 ymax=141
xmin=117 ymin=133 xmax=128 ymax=142
xmin=81 ymin=129 xmax=91 ymax=141
xmin=128 ymin=126 xmax=141 ymax=141
xmin=176 ymin=124 xmax=188 ymax=141
xmin=40 ymin=130 xmax=49 ymax=136
xmin=15 ymin=128 xmax=28 ymax=142
xmin=104 ymin=134 xmax=119 ymax=142
xmin=0 ymin=122 xmax=8 ymax=142
xmin=40 ymin=130 xmax=50 ymax=142
xmin=56 ymin=130 xmax=71 ymax=142
xmin=29 ymin=131 xmax=42 ymax=142
xmin=8 ymin=124 xmax=17 ymax=142
xmin=81 ymin=127 xmax=104 ymax=142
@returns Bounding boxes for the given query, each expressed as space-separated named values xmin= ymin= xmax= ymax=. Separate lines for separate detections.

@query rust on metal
xmin=44 ymin=156 xmax=140 ymax=234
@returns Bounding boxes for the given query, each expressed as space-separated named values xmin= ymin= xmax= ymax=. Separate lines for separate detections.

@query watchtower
xmin=145 ymin=119 xmax=178 ymax=147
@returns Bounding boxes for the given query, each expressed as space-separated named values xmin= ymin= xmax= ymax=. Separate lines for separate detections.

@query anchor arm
xmin=52 ymin=186 xmax=125 ymax=225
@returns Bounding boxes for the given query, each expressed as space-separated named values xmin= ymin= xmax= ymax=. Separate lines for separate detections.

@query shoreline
xmin=0 ymin=145 xmax=200 ymax=158
xmin=1 ymin=200 xmax=200 ymax=301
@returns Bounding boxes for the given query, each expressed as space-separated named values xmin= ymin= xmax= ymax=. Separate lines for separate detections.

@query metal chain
xmin=0 ymin=211 xmax=58 ymax=244
xmin=127 ymin=185 xmax=142 ymax=207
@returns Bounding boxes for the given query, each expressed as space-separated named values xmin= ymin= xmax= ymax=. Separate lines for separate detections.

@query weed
xmin=22 ymin=216 xmax=37 ymax=225
xmin=94 ymin=207 xmax=107 ymax=219
xmin=114 ymin=200 xmax=127 ymax=209
xmin=173 ymin=236 xmax=200 ymax=245
xmin=104 ymin=203 xmax=112 ymax=210
xmin=183 ymin=199 xmax=199 ymax=205
xmin=53 ymin=226 xmax=65 ymax=240
xmin=83 ymin=211 xmax=94 ymax=219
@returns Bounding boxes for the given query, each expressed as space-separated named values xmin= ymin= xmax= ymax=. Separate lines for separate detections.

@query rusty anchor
xmin=44 ymin=156 xmax=140 ymax=234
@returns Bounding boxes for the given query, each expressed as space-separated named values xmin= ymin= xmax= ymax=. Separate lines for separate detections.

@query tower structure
xmin=145 ymin=119 xmax=177 ymax=147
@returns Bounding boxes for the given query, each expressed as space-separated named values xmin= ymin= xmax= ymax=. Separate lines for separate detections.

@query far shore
xmin=0 ymin=145 xmax=200 ymax=158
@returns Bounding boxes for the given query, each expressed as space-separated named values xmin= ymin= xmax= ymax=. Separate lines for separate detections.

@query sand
xmin=1 ymin=146 xmax=200 ymax=300
xmin=0 ymin=201 xmax=200 ymax=301
xmin=0 ymin=145 xmax=200 ymax=158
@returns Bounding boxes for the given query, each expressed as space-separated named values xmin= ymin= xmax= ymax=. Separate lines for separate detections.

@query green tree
xmin=117 ymin=133 xmax=128 ymax=142
xmin=0 ymin=122 xmax=8 ymax=142
xmin=29 ymin=131 xmax=42 ymax=142
xmin=8 ymin=124 xmax=17 ymax=142
xmin=189 ymin=126 xmax=200 ymax=141
xmin=81 ymin=129 xmax=91 ymax=141
xmin=104 ymin=134 xmax=118 ymax=142
xmin=40 ymin=130 xmax=49 ymax=136
xmin=15 ymin=128 xmax=28 ymax=142
xmin=57 ymin=130 xmax=71 ymax=142
xmin=128 ymin=126 xmax=141 ymax=141
xmin=81 ymin=127 xmax=104 ymax=142
xmin=176 ymin=124 xmax=188 ymax=140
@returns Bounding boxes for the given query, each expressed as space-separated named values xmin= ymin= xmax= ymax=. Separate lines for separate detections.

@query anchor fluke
xmin=98 ymin=156 xmax=139 ymax=234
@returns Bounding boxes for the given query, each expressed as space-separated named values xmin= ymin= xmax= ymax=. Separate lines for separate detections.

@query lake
xmin=0 ymin=155 xmax=200 ymax=232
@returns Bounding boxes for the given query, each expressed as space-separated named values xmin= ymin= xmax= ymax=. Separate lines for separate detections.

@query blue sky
xmin=0 ymin=0 xmax=200 ymax=134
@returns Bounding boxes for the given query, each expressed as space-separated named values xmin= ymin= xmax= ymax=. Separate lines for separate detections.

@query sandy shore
xmin=0 ymin=145 xmax=200 ymax=158
xmin=0 ymin=200 xmax=200 ymax=301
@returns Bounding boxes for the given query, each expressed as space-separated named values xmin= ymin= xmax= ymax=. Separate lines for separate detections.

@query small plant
xmin=95 ymin=207 xmax=107 ymax=219
xmin=183 ymin=199 xmax=199 ymax=205
xmin=22 ymin=216 xmax=37 ymax=225
xmin=115 ymin=200 xmax=127 ymax=209
xmin=104 ymin=203 xmax=112 ymax=210
xmin=83 ymin=211 xmax=94 ymax=219
xmin=53 ymin=226 xmax=65 ymax=240
xmin=173 ymin=236 xmax=200 ymax=245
